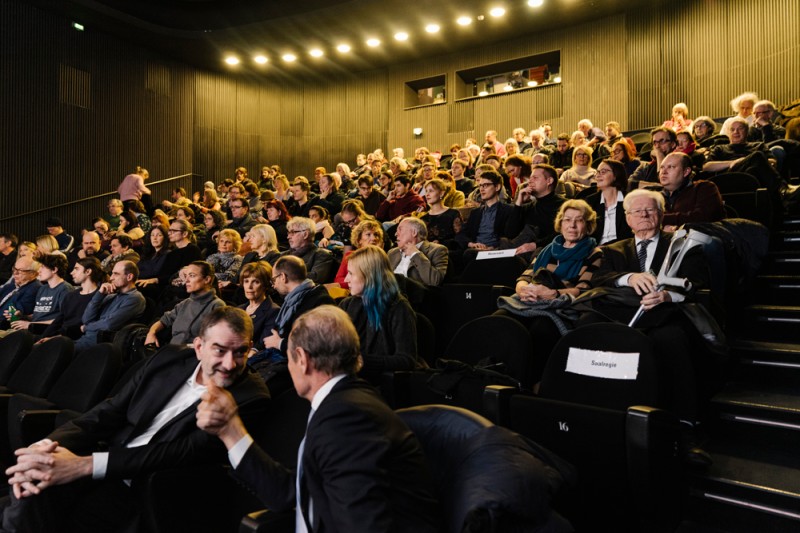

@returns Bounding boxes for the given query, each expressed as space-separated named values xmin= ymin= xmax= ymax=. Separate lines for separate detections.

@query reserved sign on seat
xmin=565 ymin=347 xmax=639 ymax=380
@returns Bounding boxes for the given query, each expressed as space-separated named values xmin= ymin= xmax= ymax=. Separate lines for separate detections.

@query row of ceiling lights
xmin=223 ymin=0 xmax=546 ymax=66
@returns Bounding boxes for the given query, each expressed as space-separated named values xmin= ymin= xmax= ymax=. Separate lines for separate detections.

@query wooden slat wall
xmin=2 ymin=0 xmax=798 ymax=242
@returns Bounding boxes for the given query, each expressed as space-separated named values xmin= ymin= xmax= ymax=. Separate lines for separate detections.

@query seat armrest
xmin=239 ymin=509 xmax=295 ymax=533
xmin=483 ymin=385 xmax=519 ymax=426
xmin=18 ymin=409 xmax=61 ymax=447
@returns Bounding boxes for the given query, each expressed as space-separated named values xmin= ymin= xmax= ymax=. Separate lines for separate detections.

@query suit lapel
xmin=651 ymin=231 xmax=673 ymax=273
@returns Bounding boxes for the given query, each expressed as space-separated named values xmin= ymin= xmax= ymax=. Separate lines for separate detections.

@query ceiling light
xmin=527 ymin=80 xmax=538 ymax=87
xmin=425 ymin=23 xmax=440 ymax=33
xmin=456 ymin=16 xmax=472 ymax=26
xmin=489 ymin=7 xmax=506 ymax=17
xmin=502 ymin=84 xmax=513 ymax=92
xmin=528 ymin=0 xmax=544 ymax=6
xmin=553 ymin=76 xmax=562 ymax=83
xmin=72 ymin=22 xmax=85 ymax=31
xmin=394 ymin=31 xmax=409 ymax=41
xmin=336 ymin=43 xmax=351 ymax=53
xmin=309 ymin=49 xmax=324 ymax=58
xmin=282 ymin=53 xmax=297 ymax=62
xmin=366 ymin=38 xmax=381 ymax=47
xmin=478 ymin=90 xmax=489 ymax=97
xmin=253 ymin=55 xmax=268 ymax=65
xmin=224 ymin=56 xmax=240 ymax=65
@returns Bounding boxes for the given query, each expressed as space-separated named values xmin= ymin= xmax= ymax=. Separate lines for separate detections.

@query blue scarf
xmin=532 ymin=235 xmax=596 ymax=283
xmin=275 ymin=279 xmax=315 ymax=336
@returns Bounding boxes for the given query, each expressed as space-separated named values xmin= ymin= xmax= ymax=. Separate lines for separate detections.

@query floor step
xmin=730 ymin=339 xmax=800 ymax=377
xmin=735 ymin=305 xmax=800 ymax=342
xmin=711 ymin=383 xmax=800 ymax=443
xmin=773 ymin=231 xmax=800 ymax=251
xmin=762 ymin=251 xmax=800 ymax=275
xmin=751 ymin=275 xmax=800 ymax=305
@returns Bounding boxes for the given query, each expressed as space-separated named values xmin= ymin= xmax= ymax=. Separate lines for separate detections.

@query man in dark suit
xmin=388 ymin=218 xmax=449 ymax=286
xmin=197 ymin=305 xmax=440 ymax=533
xmin=506 ymin=163 xmax=566 ymax=255
xmin=1 ymin=307 xmax=271 ymax=531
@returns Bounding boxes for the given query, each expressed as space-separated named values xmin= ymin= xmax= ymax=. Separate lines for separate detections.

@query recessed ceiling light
xmin=336 ymin=43 xmax=351 ymax=53
xmin=527 ymin=80 xmax=538 ymax=87
xmin=425 ymin=23 xmax=440 ymax=34
xmin=366 ymin=38 xmax=381 ymax=47
xmin=489 ymin=7 xmax=506 ymax=17
xmin=394 ymin=31 xmax=409 ymax=41
xmin=224 ymin=56 xmax=240 ymax=65
xmin=456 ymin=16 xmax=473 ymax=26
xmin=553 ymin=76 xmax=562 ymax=83
xmin=72 ymin=22 xmax=85 ymax=31
xmin=309 ymin=49 xmax=324 ymax=58
xmin=478 ymin=90 xmax=489 ymax=97
xmin=528 ymin=0 xmax=544 ymax=6
xmin=253 ymin=55 xmax=268 ymax=65
xmin=282 ymin=53 xmax=297 ymax=62
xmin=502 ymin=84 xmax=513 ymax=92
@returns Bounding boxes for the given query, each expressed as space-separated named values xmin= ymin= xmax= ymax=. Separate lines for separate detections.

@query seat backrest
xmin=0 ymin=330 xmax=34 ymax=385
xmin=432 ymin=284 xmax=514 ymax=352
xmin=253 ymin=386 xmax=310 ymax=469
xmin=415 ymin=312 xmax=436 ymax=368
xmin=538 ymin=323 xmax=660 ymax=410
xmin=47 ymin=343 xmax=123 ymax=412
xmin=459 ymin=256 xmax=527 ymax=287
xmin=6 ymin=336 xmax=74 ymax=397
xmin=709 ymin=172 xmax=761 ymax=194
xmin=444 ymin=315 xmax=535 ymax=387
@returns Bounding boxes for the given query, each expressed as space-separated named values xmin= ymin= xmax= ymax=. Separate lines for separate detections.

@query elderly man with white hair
xmin=387 ymin=217 xmax=449 ymax=286
xmin=278 ymin=216 xmax=336 ymax=283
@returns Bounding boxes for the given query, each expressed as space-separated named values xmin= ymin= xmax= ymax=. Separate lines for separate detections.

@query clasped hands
xmin=518 ymin=283 xmax=558 ymax=302
xmin=5 ymin=439 xmax=92 ymax=499
xmin=628 ymin=272 xmax=672 ymax=310
xmin=196 ymin=379 xmax=247 ymax=448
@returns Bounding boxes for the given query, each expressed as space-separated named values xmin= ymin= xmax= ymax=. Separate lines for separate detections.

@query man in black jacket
xmin=197 ymin=305 xmax=440 ymax=533
xmin=1 ymin=307 xmax=270 ymax=531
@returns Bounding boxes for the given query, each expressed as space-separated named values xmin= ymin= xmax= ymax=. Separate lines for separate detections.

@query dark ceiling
xmin=24 ymin=0 xmax=641 ymax=76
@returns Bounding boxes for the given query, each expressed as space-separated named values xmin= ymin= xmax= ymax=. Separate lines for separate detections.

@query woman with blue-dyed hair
xmin=339 ymin=245 xmax=422 ymax=382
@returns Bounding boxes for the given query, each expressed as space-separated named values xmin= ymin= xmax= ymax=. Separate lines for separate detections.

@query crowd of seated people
xmin=0 ymin=98 xmax=796 ymax=517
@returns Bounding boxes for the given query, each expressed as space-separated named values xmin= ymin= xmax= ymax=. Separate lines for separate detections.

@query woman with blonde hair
xmin=35 ymin=235 xmax=65 ymax=259
xmin=334 ymin=219 xmax=383 ymax=288
xmin=561 ymin=145 xmax=597 ymax=190
xmin=241 ymin=224 xmax=281 ymax=267
xmin=339 ymin=245 xmax=422 ymax=381
xmin=206 ymin=228 xmax=243 ymax=284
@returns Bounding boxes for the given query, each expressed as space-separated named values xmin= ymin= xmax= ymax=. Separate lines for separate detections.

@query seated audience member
xmin=599 ymin=121 xmax=636 ymax=159
xmin=585 ymin=159 xmax=633 ymax=244
xmin=660 ymin=153 xmax=725 ymax=231
xmin=335 ymin=220 xmax=384 ymax=289
xmin=146 ymin=261 xmax=226 ymax=348
xmin=134 ymin=225 xmax=172 ymax=300
xmin=128 ymin=200 xmax=152 ymax=233
xmin=610 ymin=140 xmax=643 ymax=177
xmin=455 ymin=170 xmax=513 ymax=252
xmin=308 ymin=205 xmax=336 ymax=247
xmin=199 ymin=187 xmax=222 ymax=213
xmin=35 ymin=234 xmax=65 ymax=259
xmin=0 ymin=232 xmax=18 ymax=284
xmin=340 ymin=246 xmax=423 ymax=380
xmin=748 ymin=100 xmax=787 ymax=143
xmin=522 ymin=130 xmax=549 ymax=157
xmin=675 ymin=130 xmax=705 ymax=170
xmin=161 ymin=186 xmax=191 ymax=211
xmin=377 ymin=168 xmax=393 ymax=196
xmin=451 ymin=157 xmax=476 ymax=196
xmin=317 ymin=173 xmax=346 ymax=216
xmin=100 ymin=234 xmax=140 ymax=273
xmin=421 ymin=178 xmax=462 ymax=248
xmin=206 ymin=229 xmax=244 ymax=286
xmin=1 ymin=307 xmax=270 ymax=532
xmin=196 ymin=305 xmax=438 ymax=533
xmin=353 ymin=175 xmax=386 ymax=215
xmin=485 ymin=129 xmax=506 ymax=156
xmin=164 ymin=218 xmax=203 ymax=279
xmin=104 ymin=199 xmax=124 ymax=230
xmin=40 ymin=257 xmax=105 ymax=341
xmin=549 ymin=134 xmax=574 ymax=175
xmin=389 ymin=218 xmax=449 ymax=286
xmin=720 ymin=91 xmax=758 ymax=138
xmin=375 ymin=174 xmax=426 ymax=228
xmin=582 ymin=189 xmax=712 ymax=462
xmin=288 ymin=178 xmax=320 ymax=218
xmin=200 ymin=210 xmax=226 ymax=256
xmin=630 ymin=127 xmax=678 ymax=185
xmin=262 ymin=255 xmax=334 ymax=354
xmin=703 ymin=118 xmax=783 ymax=198
xmin=237 ymin=262 xmax=279 ymax=352
xmin=508 ymin=164 xmax=566 ymax=256
xmin=570 ymin=130 xmax=587 ymax=149
xmin=465 ymin=163 xmax=512 ymax=206
xmin=241 ymin=224 xmax=281 ymax=267
xmin=222 ymin=182 xmax=245 ymax=219
xmin=692 ymin=116 xmax=724 ymax=151
xmin=0 ymin=257 xmax=42 ymax=331
xmin=279 ymin=217 xmax=336 ymax=283
xmin=242 ymin=180 xmax=264 ymax=219
xmin=496 ymin=200 xmax=603 ymax=377
xmin=7 ymin=254 xmax=73 ymax=332
xmin=227 ymin=197 xmax=258 ymax=238
xmin=76 ymin=260 xmax=146 ymax=351
xmin=171 ymin=205 xmax=205 ymax=243
xmin=504 ymin=137 xmax=520 ymax=160
xmin=331 ymin=200 xmax=370 ymax=251
xmin=505 ymin=154 xmax=532 ymax=199
xmin=45 ymin=217 xmax=75 ymax=253
xmin=436 ymin=170 xmax=465 ymax=208
xmin=513 ymin=127 xmax=532 ymax=153
xmin=412 ymin=161 xmax=436 ymax=194
xmin=68 ymin=231 xmax=110 ymax=271
xmin=263 ymin=199 xmax=291 ymax=250
xmin=217 ymin=178 xmax=233 ymax=203
xmin=663 ymin=102 xmax=694 ymax=133
xmin=578 ymin=119 xmax=606 ymax=148
xmin=561 ymin=145 xmax=597 ymax=191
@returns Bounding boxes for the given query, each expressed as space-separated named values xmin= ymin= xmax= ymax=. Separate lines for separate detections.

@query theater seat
xmin=485 ymin=323 xmax=681 ymax=532
xmin=430 ymin=283 xmax=514 ymax=352
xmin=0 ymin=330 xmax=33 ymax=385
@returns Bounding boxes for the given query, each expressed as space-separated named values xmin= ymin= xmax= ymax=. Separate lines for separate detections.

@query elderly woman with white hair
xmin=663 ymin=102 xmax=694 ymax=133
xmin=720 ymin=92 xmax=758 ymax=138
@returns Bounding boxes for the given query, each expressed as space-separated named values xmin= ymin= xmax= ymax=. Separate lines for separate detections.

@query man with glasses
xmin=0 ymin=257 xmax=41 ymax=331
xmin=228 ymin=198 xmax=257 ymax=238
xmin=279 ymin=217 xmax=335 ymax=283
xmin=456 ymin=170 xmax=513 ymax=252
xmin=630 ymin=127 xmax=677 ymax=186
xmin=353 ymin=176 xmax=385 ymax=216
xmin=103 ymin=199 xmax=124 ymax=230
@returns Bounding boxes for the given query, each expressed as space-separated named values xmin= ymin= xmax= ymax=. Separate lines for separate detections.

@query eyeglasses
xmin=230 ymin=205 xmax=245 ymax=209
xmin=342 ymin=218 xmax=358 ymax=227
xmin=12 ymin=268 xmax=34 ymax=274
xmin=167 ymin=229 xmax=183 ymax=233
xmin=478 ymin=183 xmax=496 ymax=189
xmin=271 ymin=273 xmax=285 ymax=282
xmin=287 ymin=230 xmax=306 ymax=235
xmin=626 ymin=208 xmax=659 ymax=216
xmin=652 ymin=139 xmax=672 ymax=145
xmin=597 ymin=168 xmax=613 ymax=175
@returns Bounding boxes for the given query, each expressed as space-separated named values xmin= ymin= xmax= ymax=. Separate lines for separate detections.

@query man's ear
xmin=193 ymin=336 xmax=203 ymax=360
xmin=294 ymin=346 xmax=311 ymax=374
